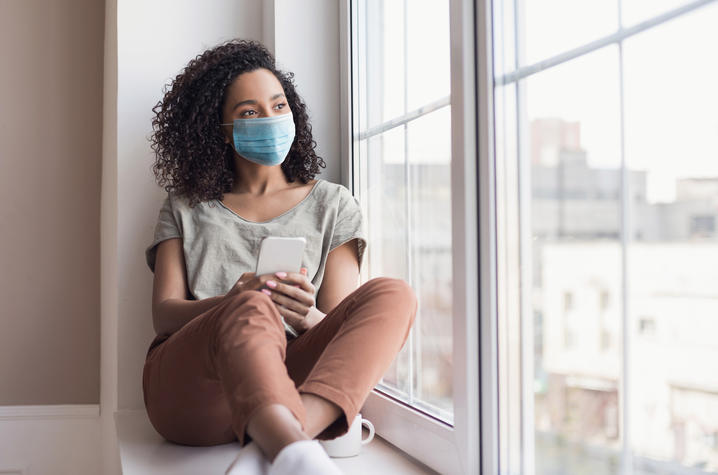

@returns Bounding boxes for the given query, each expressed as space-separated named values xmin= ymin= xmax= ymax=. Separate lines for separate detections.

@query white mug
xmin=319 ymin=413 xmax=375 ymax=458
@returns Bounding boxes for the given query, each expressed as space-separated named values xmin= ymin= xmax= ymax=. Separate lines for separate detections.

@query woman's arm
xmin=315 ymin=238 xmax=361 ymax=315
xmin=152 ymin=238 xmax=225 ymax=337
xmin=153 ymin=297 xmax=225 ymax=338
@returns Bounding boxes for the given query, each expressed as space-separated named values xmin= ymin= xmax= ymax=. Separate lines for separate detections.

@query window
xmin=690 ymin=215 xmax=716 ymax=237
xmin=493 ymin=0 xmax=718 ymax=474
xmin=352 ymin=0 xmax=453 ymax=422
xmin=563 ymin=291 xmax=574 ymax=312
xmin=344 ymin=0 xmax=479 ymax=473
xmin=637 ymin=317 xmax=656 ymax=336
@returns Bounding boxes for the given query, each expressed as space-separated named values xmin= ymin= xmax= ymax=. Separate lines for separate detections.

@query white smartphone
xmin=255 ymin=236 xmax=307 ymax=338
xmin=255 ymin=236 xmax=306 ymax=276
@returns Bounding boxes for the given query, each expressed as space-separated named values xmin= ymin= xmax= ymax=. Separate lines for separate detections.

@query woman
xmin=142 ymin=39 xmax=418 ymax=475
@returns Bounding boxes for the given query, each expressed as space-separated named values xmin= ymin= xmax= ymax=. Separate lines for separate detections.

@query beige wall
xmin=0 ymin=0 xmax=105 ymax=404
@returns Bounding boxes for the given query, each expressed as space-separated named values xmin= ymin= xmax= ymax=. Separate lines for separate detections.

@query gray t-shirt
xmin=145 ymin=178 xmax=367 ymax=307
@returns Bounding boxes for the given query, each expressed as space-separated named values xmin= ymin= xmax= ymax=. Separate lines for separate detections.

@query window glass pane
xmin=527 ymin=47 xmax=623 ymax=473
xmin=523 ymin=0 xmax=617 ymax=65
xmin=495 ymin=45 xmax=625 ymax=473
xmin=407 ymin=106 xmax=453 ymax=420
xmin=406 ymin=0 xmax=450 ymax=111
xmin=492 ymin=0 xmax=517 ymax=79
xmin=359 ymin=0 xmax=450 ymax=128
xmin=357 ymin=0 xmax=404 ymax=132
xmin=622 ymin=0 xmax=694 ymax=27
xmin=380 ymin=0 xmax=406 ymax=125
xmin=364 ymin=127 xmax=412 ymax=394
xmin=365 ymin=128 xmax=408 ymax=282
xmin=354 ymin=0 xmax=453 ymax=425
xmin=624 ymin=4 xmax=718 ymax=472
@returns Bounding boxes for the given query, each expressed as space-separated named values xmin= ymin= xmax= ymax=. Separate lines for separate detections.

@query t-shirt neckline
xmin=215 ymin=179 xmax=323 ymax=224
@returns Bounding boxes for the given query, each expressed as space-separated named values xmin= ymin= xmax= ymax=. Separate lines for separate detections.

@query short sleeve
xmin=145 ymin=194 xmax=182 ymax=273
xmin=329 ymin=188 xmax=367 ymax=270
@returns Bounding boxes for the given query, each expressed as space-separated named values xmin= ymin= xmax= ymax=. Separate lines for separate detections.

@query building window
xmin=690 ymin=215 xmax=716 ymax=237
xmin=599 ymin=289 xmax=610 ymax=312
xmin=563 ymin=291 xmax=574 ymax=312
xmin=637 ymin=317 xmax=656 ymax=336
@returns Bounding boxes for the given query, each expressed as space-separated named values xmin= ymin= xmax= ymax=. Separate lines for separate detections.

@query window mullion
xmin=617 ymin=0 xmax=633 ymax=470
xmin=358 ymin=96 xmax=450 ymax=141
xmin=402 ymin=0 xmax=416 ymax=405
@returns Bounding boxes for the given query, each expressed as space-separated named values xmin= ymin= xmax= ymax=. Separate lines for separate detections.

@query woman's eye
xmin=274 ymin=102 xmax=287 ymax=110
xmin=240 ymin=110 xmax=256 ymax=117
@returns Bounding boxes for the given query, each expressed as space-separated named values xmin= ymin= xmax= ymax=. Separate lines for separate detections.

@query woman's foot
xmin=225 ymin=440 xmax=271 ymax=475
xmin=268 ymin=439 xmax=343 ymax=475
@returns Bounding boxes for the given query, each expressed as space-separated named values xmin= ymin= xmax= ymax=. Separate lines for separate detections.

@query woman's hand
xmin=225 ymin=271 xmax=275 ymax=299
xmin=261 ymin=268 xmax=325 ymax=334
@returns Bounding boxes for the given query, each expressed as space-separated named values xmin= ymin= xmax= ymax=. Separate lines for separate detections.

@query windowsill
xmin=115 ymin=409 xmax=436 ymax=474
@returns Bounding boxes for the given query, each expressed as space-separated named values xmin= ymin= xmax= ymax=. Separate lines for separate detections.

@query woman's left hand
xmin=261 ymin=268 xmax=325 ymax=334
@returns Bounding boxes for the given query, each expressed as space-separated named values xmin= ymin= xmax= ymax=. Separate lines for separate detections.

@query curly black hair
xmin=149 ymin=39 xmax=326 ymax=208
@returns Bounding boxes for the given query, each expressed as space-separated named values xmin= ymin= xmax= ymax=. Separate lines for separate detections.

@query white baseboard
xmin=0 ymin=468 xmax=27 ymax=475
xmin=0 ymin=405 xmax=103 ymax=475
xmin=0 ymin=404 xmax=99 ymax=420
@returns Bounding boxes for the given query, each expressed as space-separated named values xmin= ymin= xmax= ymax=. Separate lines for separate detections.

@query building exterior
xmin=531 ymin=118 xmax=718 ymax=472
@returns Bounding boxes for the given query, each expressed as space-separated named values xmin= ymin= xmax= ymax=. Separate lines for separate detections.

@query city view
xmin=531 ymin=118 xmax=718 ymax=474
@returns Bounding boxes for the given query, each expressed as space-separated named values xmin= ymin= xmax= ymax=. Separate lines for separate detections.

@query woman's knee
xmin=362 ymin=277 xmax=418 ymax=322
xmin=365 ymin=276 xmax=416 ymax=300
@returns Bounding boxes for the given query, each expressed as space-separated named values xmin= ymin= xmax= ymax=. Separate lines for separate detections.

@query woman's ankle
xmin=246 ymin=404 xmax=310 ymax=462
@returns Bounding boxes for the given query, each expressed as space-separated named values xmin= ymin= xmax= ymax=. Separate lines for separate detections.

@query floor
xmin=115 ymin=409 xmax=437 ymax=474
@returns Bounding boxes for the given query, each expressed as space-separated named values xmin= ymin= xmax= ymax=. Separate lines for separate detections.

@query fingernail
xmin=266 ymin=280 xmax=277 ymax=288
xmin=300 ymin=267 xmax=307 ymax=274
xmin=275 ymin=271 xmax=287 ymax=278
xmin=261 ymin=289 xmax=272 ymax=296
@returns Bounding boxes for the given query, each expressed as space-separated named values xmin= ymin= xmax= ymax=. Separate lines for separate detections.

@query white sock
xmin=268 ymin=439 xmax=343 ymax=475
xmin=225 ymin=440 xmax=271 ymax=475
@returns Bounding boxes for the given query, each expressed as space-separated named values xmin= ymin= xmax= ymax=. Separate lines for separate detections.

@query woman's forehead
xmin=227 ymin=68 xmax=284 ymax=100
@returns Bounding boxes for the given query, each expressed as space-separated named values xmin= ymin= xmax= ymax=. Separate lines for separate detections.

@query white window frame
xmin=338 ymin=1 xmax=495 ymax=473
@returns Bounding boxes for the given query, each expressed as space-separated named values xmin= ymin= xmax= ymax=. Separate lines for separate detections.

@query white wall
xmin=268 ymin=0 xmax=342 ymax=184
xmin=114 ymin=0 xmax=342 ymax=414
xmin=116 ymin=0 xmax=263 ymax=411
xmin=101 ymin=0 xmax=120 ymax=471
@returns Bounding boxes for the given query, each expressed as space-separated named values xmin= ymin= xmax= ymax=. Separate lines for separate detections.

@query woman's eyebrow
xmin=232 ymin=93 xmax=286 ymax=110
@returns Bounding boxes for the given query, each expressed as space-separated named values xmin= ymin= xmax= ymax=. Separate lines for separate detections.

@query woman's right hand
xmin=225 ymin=271 xmax=276 ymax=299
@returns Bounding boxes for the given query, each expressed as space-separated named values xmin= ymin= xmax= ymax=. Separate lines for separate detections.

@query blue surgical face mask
xmin=222 ymin=112 xmax=296 ymax=166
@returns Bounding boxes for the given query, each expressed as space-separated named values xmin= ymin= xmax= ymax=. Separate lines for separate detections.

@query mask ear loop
xmin=219 ymin=121 xmax=234 ymax=146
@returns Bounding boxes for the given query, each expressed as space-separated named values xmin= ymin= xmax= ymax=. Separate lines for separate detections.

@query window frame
xmin=339 ymin=0 xmax=493 ymax=473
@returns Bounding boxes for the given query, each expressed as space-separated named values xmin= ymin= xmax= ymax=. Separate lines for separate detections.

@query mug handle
xmin=361 ymin=418 xmax=375 ymax=445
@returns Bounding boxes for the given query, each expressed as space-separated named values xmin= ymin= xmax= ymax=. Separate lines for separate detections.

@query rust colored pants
xmin=142 ymin=277 xmax=417 ymax=447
